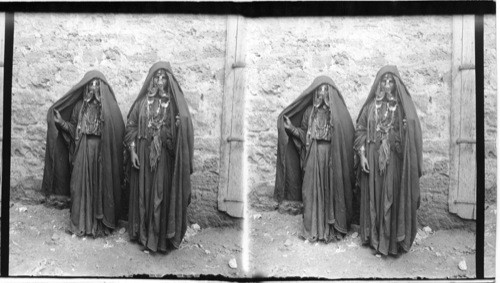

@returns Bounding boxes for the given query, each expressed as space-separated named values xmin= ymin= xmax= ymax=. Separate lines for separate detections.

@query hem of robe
xmin=169 ymin=239 xmax=181 ymax=249
xmin=301 ymin=223 xmax=345 ymax=242
xmin=328 ymin=215 xmax=348 ymax=234
xmin=332 ymin=222 xmax=347 ymax=234
xmin=99 ymin=215 xmax=116 ymax=230
xmin=399 ymin=241 xmax=411 ymax=252
xmin=300 ymin=228 xmax=328 ymax=242
xmin=70 ymin=218 xmax=111 ymax=237
xmin=70 ymin=213 xmax=114 ymax=236
xmin=142 ymin=237 xmax=179 ymax=252
xmin=364 ymin=235 xmax=412 ymax=256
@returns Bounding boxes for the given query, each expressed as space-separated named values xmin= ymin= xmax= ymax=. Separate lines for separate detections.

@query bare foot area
xmin=9 ymin=202 xmax=243 ymax=278
xmin=249 ymin=210 xmax=476 ymax=279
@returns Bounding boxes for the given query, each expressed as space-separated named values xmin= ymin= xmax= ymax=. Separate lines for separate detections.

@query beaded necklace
xmin=146 ymin=95 xmax=169 ymax=131
xmin=77 ymin=98 xmax=102 ymax=136
xmin=375 ymin=94 xmax=397 ymax=134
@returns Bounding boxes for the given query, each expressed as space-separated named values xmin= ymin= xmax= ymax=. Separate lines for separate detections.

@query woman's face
xmin=377 ymin=73 xmax=395 ymax=99
xmin=154 ymin=69 xmax=168 ymax=89
xmin=89 ymin=79 xmax=100 ymax=92
xmin=315 ymin=84 xmax=329 ymax=106
xmin=85 ymin=79 xmax=100 ymax=102
xmin=381 ymin=74 xmax=395 ymax=92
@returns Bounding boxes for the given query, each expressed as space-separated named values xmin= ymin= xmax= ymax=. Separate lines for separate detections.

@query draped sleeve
xmin=389 ymin=105 xmax=405 ymax=156
xmin=59 ymin=100 xmax=81 ymax=147
xmin=124 ymin=98 xmax=141 ymax=148
xmin=161 ymin=101 xmax=178 ymax=154
xmin=293 ymin=106 xmax=312 ymax=170
xmin=288 ymin=105 xmax=311 ymax=147
xmin=354 ymin=104 xmax=369 ymax=153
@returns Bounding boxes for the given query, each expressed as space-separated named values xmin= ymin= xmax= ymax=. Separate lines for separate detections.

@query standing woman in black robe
xmin=354 ymin=65 xmax=423 ymax=256
xmin=275 ymin=76 xmax=355 ymax=242
xmin=42 ymin=71 xmax=125 ymax=237
xmin=125 ymin=62 xmax=194 ymax=252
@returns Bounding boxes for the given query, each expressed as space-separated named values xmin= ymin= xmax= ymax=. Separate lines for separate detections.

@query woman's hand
xmin=131 ymin=150 xmax=140 ymax=169
xmin=283 ymin=115 xmax=292 ymax=130
xmin=54 ymin=109 xmax=62 ymax=125
xmin=360 ymin=154 xmax=370 ymax=173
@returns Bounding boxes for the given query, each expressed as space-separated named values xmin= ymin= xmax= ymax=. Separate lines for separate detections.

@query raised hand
xmin=53 ymin=109 xmax=62 ymax=125
xmin=283 ymin=115 xmax=292 ymax=130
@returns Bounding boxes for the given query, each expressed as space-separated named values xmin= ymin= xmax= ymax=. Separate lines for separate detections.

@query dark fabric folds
xmin=355 ymin=65 xmax=423 ymax=254
xmin=274 ymin=76 xmax=355 ymax=234
xmin=125 ymin=61 xmax=194 ymax=250
xmin=42 ymin=70 xmax=125 ymax=229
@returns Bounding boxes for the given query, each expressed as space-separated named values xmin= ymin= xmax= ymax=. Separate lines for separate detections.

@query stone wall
xmin=484 ymin=15 xmax=496 ymax=205
xmin=11 ymin=13 xmax=238 ymax=227
xmin=246 ymin=16 xmax=495 ymax=230
xmin=8 ymin=13 xmax=498 ymax=229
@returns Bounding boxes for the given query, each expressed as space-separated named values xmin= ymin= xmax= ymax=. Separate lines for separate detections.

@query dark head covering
xmin=126 ymin=61 xmax=194 ymax=248
xmin=357 ymin=65 xmax=423 ymax=251
xmin=42 ymin=70 xmax=125 ymax=227
xmin=358 ymin=65 xmax=423 ymax=178
xmin=274 ymin=76 xmax=355 ymax=232
xmin=127 ymin=61 xmax=194 ymax=173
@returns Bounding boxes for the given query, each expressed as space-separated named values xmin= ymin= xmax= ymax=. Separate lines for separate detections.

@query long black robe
xmin=274 ymin=76 xmax=355 ymax=237
xmin=42 ymin=70 xmax=125 ymax=233
xmin=125 ymin=61 xmax=194 ymax=251
xmin=354 ymin=65 xmax=423 ymax=255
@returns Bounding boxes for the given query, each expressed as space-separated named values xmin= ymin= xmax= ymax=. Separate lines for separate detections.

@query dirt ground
xmin=484 ymin=203 xmax=497 ymax=278
xmin=9 ymin=202 xmax=243 ymax=278
xmin=6 ymin=200 xmax=497 ymax=279
xmin=249 ymin=206 xmax=492 ymax=279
